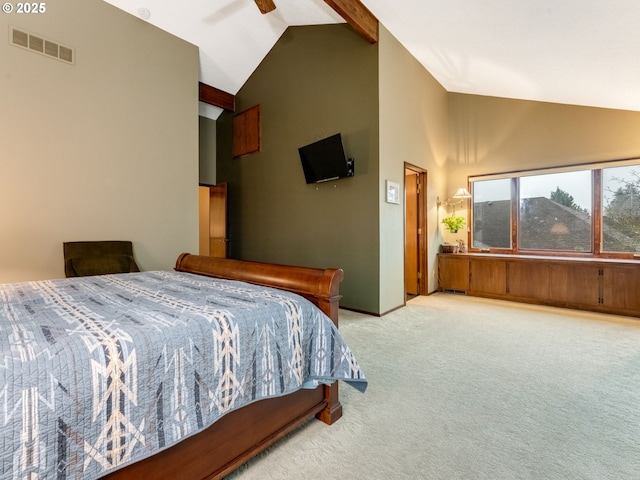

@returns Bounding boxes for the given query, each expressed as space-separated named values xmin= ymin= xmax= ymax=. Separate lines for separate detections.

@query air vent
xmin=9 ymin=26 xmax=75 ymax=65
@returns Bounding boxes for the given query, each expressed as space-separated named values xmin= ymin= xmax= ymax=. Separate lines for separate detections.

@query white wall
xmin=0 ymin=0 xmax=199 ymax=283
xmin=378 ymin=26 xmax=449 ymax=305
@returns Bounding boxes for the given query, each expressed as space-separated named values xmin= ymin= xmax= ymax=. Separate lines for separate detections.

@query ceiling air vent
xmin=9 ymin=26 xmax=75 ymax=65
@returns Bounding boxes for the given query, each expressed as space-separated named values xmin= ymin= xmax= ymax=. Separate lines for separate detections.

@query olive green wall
xmin=199 ymin=116 xmax=217 ymax=185
xmin=217 ymin=24 xmax=380 ymax=313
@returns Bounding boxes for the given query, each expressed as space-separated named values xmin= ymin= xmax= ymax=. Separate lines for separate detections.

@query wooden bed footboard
xmin=103 ymin=254 xmax=345 ymax=480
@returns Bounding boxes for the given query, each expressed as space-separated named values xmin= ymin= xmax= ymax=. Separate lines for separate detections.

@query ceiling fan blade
xmin=254 ymin=0 xmax=276 ymax=14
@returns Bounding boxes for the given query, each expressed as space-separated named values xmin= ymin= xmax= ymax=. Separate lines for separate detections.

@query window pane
xmin=519 ymin=171 xmax=592 ymax=251
xmin=602 ymin=165 xmax=640 ymax=252
xmin=472 ymin=178 xmax=511 ymax=249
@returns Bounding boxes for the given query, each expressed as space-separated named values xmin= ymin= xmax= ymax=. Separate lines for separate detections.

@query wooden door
xmin=198 ymin=183 xmax=228 ymax=258
xmin=405 ymin=171 xmax=419 ymax=295
xmin=198 ymin=186 xmax=210 ymax=256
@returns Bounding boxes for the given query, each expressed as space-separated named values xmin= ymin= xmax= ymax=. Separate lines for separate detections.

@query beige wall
xmin=0 ymin=0 xmax=199 ymax=283
xmin=448 ymin=93 xmax=640 ymax=186
xmin=378 ymin=26 xmax=449 ymax=300
xmin=446 ymin=94 xmax=640 ymax=246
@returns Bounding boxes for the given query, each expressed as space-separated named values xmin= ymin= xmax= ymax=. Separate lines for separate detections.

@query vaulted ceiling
xmin=103 ymin=0 xmax=640 ymax=119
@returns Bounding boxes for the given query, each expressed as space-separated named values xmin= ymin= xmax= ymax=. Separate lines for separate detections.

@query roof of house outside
xmin=473 ymin=197 xmax=638 ymax=252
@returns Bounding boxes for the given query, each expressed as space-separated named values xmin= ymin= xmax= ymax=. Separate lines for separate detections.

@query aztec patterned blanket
xmin=0 ymin=271 xmax=367 ymax=479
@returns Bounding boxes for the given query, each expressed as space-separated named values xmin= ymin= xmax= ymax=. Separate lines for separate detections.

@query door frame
xmin=404 ymin=163 xmax=428 ymax=296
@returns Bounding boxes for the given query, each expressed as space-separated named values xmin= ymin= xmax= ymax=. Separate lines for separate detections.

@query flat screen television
xmin=298 ymin=133 xmax=354 ymax=184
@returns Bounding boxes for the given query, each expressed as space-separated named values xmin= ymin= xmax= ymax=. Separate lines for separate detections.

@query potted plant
xmin=441 ymin=214 xmax=466 ymax=253
xmin=441 ymin=214 xmax=466 ymax=234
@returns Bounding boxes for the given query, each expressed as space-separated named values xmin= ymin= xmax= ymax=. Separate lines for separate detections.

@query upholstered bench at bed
xmin=63 ymin=240 xmax=140 ymax=277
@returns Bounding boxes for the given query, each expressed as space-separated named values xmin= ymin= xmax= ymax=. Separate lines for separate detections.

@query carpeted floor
xmin=225 ymin=293 xmax=640 ymax=479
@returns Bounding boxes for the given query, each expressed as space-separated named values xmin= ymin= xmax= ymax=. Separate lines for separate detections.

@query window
xmin=602 ymin=165 xmax=640 ymax=252
xmin=519 ymin=171 xmax=592 ymax=252
xmin=469 ymin=159 xmax=640 ymax=258
xmin=472 ymin=178 xmax=511 ymax=249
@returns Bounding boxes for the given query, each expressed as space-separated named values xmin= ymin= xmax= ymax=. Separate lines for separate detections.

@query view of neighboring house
xmin=474 ymin=195 xmax=639 ymax=252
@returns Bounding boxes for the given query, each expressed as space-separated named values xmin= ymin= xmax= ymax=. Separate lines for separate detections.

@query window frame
xmin=467 ymin=158 xmax=640 ymax=260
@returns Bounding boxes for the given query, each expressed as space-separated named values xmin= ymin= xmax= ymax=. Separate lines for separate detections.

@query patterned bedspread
xmin=0 ymin=271 xmax=367 ymax=479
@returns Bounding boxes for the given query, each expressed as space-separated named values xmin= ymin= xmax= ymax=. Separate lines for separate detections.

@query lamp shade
xmin=452 ymin=187 xmax=471 ymax=199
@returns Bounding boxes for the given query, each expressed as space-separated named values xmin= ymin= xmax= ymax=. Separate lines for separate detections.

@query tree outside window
xmin=602 ymin=166 xmax=640 ymax=252
xmin=519 ymin=171 xmax=592 ymax=252
xmin=469 ymin=160 xmax=640 ymax=257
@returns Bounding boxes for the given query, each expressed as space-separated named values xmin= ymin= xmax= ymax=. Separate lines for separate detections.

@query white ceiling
xmin=104 ymin=0 xmax=640 ymax=118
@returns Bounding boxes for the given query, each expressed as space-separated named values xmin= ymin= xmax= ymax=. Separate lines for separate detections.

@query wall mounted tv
xmin=298 ymin=133 xmax=354 ymax=184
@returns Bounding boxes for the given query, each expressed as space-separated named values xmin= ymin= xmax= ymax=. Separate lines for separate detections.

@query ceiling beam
xmin=324 ymin=0 xmax=378 ymax=44
xmin=199 ymin=82 xmax=235 ymax=112
xmin=254 ymin=0 xmax=276 ymax=14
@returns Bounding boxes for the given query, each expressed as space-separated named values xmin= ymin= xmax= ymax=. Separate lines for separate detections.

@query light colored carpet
xmin=225 ymin=293 xmax=640 ymax=479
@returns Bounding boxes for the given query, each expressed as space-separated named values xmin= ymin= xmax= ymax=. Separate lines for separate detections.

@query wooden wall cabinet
xmin=437 ymin=253 xmax=640 ymax=318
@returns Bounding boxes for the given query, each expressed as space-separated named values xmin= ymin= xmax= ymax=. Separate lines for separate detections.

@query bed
xmin=0 ymin=253 xmax=367 ymax=479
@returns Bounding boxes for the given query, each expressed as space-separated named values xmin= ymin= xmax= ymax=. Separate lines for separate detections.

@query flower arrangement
xmin=441 ymin=214 xmax=466 ymax=233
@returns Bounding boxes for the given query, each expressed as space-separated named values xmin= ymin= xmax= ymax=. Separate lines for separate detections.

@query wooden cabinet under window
xmin=548 ymin=263 xmax=602 ymax=306
xmin=470 ymin=259 xmax=506 ymax=295
xmin=438 ymin=253 xmax=640 ymax=318
xmin=437 ymin=256 xmax=469 ymax=292
xmin=507 ymin=261 xmax=550 ymax=300
xmin=602 ymin=265 xmax=640 ymax=312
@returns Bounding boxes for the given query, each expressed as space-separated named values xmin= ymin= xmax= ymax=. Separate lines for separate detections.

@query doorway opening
xmin=404 ymin=164 xmax=428 ymax=299
xmin=198 ymin=183 xmax=229 ymax=258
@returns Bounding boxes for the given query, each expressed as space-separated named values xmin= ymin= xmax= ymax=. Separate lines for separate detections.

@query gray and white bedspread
xmin=0 ymin=270 xmax=367 ymax=479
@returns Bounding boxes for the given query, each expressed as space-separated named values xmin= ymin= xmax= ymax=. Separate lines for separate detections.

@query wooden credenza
xmin=437 ymin=253 xmax=640 ymax=318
